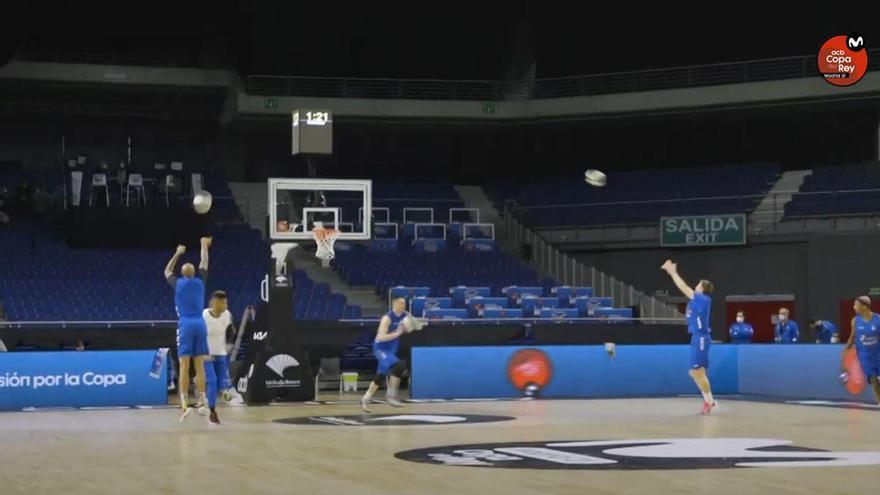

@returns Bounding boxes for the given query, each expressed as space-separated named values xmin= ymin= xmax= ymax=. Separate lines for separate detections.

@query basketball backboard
xmin=269 ymin=178 xmax=372 ymax=241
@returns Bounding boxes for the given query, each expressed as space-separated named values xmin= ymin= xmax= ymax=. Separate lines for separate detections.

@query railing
xmin=534 ymin=49 xmax=880 ymax=98
xmin=0 ymin=317 xmax=685 ymax=329
xmin=248 ymin=76 xmax=507 ymax=100
xmin=337 ymin=317 xmax=684 ymax=325
xmin=249 ymin=48 xmax=880 ymax=100
xmin=0 ymin=320 xmax=176 ymax=328
xmin=502 ymin=212 xmax=682 ymax=321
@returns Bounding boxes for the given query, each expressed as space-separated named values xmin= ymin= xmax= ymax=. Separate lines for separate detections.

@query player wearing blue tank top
xmin=845 ymin=296 xmax=880 ymax=404
xmin=164 ymin=237 xmax=212 ymax=422
xmin=361 ymin=297 xmax=410 ymax=412
xmin=661 ymin=259 xmax=717 ymax=415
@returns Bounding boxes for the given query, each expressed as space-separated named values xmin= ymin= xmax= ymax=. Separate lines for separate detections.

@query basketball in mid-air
xmin=193 ymin=191 xmax=213 ymax=214
xmin=584 ymin=169 xmax=607 ymax=187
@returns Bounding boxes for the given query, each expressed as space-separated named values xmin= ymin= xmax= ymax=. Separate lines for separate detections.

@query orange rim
xmin=312 ymin=228 xmax=339 ymax=241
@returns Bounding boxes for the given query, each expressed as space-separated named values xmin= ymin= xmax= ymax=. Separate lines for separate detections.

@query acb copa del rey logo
xmin=818 ymin=33 xmax=868 ymax=86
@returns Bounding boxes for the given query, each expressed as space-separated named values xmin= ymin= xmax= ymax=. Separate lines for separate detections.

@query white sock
xmin=702 ymin=391 xmax=714 ymax=404
xmin=363 ymin=384 xmax=377 ymax=401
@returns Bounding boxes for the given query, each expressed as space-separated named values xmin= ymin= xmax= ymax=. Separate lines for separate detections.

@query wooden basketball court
xmin=0 ymin=397 xmax=877 ymax=494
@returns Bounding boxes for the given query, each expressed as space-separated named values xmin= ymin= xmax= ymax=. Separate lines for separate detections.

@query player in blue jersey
xmin=361 ymin=297 xmax=409 ymax=412
xmin=661 ymin=259 xmax=717 ymax=415
xmin=164 ymin=237 xmax=212 ymax=421
xmin=845 ymin=296 xmax=880 ymax=404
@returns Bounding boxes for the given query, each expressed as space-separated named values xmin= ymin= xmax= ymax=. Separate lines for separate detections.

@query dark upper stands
xmin=785 ymin=165 xmax=880 ymax=218
xmin=488 ymin=163 xmax=780 ymax=228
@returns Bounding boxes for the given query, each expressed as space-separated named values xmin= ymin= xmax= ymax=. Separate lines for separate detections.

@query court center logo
xmin=507 ymin=349 xmax=553 ymax=397
xmin=275 ymin=414 xmax=515 ymax=427
xmin=395 ymin=438 xmax=880 ymax=469
xmin=818 ymin=33 xmax=868 ymax=86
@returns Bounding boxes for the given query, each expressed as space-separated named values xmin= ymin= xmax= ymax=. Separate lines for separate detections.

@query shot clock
xmin=291 ymin=109 xmax=333 ymax=155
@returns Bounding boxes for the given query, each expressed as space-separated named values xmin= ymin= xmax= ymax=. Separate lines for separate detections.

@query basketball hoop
xmin=313 ymin=226 xmax=340 ymax=262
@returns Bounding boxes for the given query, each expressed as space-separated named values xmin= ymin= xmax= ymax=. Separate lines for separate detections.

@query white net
xmin=313 ymin=227 xmax=340 ymax=261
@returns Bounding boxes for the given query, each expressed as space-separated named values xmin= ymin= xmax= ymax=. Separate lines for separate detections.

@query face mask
xmin=778 ymin=314 xmax=786 ymax=321
xmin=736 ymin=317 xmax=744 ymax=323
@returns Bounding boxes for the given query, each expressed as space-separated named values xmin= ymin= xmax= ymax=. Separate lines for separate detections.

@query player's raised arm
xmin=164 ymin=245 xmax=186 ymax=281
xmin=375 ymin=315 xmax=404 ymax=343
xmin=660 ymin=259 xmax=695 ymax=300
xmin=199 ymin=237 xmax=212 ymax=277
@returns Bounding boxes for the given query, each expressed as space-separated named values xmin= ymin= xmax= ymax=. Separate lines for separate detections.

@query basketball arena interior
xmin=1 ymin=6 xmax=880 ymax=494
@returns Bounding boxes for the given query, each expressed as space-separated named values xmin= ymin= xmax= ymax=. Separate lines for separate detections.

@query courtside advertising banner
xmin=0 ymin=350 xmax=167 ymax=410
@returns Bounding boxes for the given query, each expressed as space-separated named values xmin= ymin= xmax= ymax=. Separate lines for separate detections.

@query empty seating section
xmin=202 ymin=174 xmax=243 ymax=222
xmin=328 ymin=180 xmax=471 ymax=226
xmin=488 ymin=163 xmax=779 ymax=227
xmin=333 ymin=245 xmax=548 ymax=298
xmin=0 ymin=222 xmax=361 ymax=321
xmin=377 ymin=282 xmax=632 ymax=322
xmin=785 ymin=165 xmax=880 ymax=218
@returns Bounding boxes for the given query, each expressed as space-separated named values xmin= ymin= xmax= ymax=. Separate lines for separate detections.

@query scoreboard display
xmin=291 ymin=110 xmax=333 ymax=155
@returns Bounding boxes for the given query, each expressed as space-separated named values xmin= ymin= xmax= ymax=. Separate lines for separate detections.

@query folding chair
xmin=89 ymin=173 xmax=109 ymax=207
xmin=314 ymin=357 xmax=343 ymax=400
xmin=164 ymin=174 xmax=178 ymax=206
xmin=126 ymin=173 xmax=146 ymax=206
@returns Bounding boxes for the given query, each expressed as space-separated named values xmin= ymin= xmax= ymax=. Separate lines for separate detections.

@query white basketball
xmin=584 ymin=169 xmax=607 ymax=187
xmin=193 ymin=191 xmax=213 ymax=214
xmin=401 ymin=314 xmax=425 ymax=333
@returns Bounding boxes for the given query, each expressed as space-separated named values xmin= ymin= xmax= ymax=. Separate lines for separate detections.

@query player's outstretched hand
xmin=175 ymin=245 xmax=186 ymax=256
xmin=200 ymin=236 xmax=213 ymax=248
xmin=660 ymin=259 xmax=676 ymax=273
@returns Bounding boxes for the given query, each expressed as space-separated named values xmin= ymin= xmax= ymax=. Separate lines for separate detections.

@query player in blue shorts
xmin=661 ymin=259 xmax=717 ymax=415
xmin=361 ymin=297 xmax=409 ymax=412
xmin=164 ymin=237 xmax=212 ymax=421
xmin=846 ymin=296 xmax=880 ymax=404
xmin=202 ymin=290 xmax=234 ymax=425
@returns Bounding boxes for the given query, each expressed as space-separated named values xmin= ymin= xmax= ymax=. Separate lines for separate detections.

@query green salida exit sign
xmin=660 ymin=214 xmax=747 ymax=247
xmin=482 ymin=101 xmax=496 ymax=114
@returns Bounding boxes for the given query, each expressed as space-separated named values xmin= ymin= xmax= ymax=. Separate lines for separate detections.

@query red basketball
xmin=507 ymin=349 xmax=553 ymax=391
xmin=842 ymin=348 xmax=866 ymax=396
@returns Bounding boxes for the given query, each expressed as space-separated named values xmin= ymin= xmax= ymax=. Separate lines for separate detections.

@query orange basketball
xmin=842 ymin=347 xmax=866 ymax=396
xmin=507 ymin=349 xmax=553 ymax=391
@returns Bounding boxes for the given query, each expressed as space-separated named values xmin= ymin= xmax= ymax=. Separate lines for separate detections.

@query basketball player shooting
xmin=164 ymin=236 xmax=212 ymax=421
xmin=661 ymin=259 xmax=717 ymax=415
xmin=361 ymin=297 xmax=410 ymax=412
xmin=845 ymin=296 xmax=880 ymax=404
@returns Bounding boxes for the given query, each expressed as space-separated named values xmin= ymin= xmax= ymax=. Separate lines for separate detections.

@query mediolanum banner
xmin=660 ymin=214 xmax=747 ymax=247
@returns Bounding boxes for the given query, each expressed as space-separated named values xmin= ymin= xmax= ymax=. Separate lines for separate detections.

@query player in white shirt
xmin=202 ymin=291 xmax=234 ymax=425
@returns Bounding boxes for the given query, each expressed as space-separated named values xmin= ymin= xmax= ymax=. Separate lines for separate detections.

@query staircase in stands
xmin=750 ymin=169 xmax=812 ymax=225
xmin=455 ymin=185 xmax=682 ymax=320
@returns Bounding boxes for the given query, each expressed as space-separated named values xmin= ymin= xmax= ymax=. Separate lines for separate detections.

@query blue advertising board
xmin=0 ymin=350 xmax=168 ymax=410
xmin=412 ymin=345 xmax=738 ymax=399
xmin=412 ymin=344 xmax=870 ymax=402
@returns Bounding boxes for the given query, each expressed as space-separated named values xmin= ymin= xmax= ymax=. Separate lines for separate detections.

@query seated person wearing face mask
xmin=775 ymin=307 xmax=799 ymax=343
xmin=810 ymin=319 xmax=838 ymax=344
xmin=728 ymin=311 xmax=754 ymax=344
